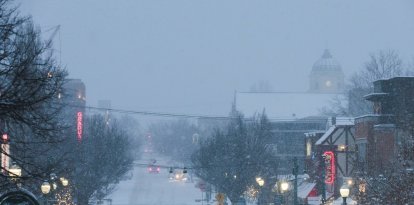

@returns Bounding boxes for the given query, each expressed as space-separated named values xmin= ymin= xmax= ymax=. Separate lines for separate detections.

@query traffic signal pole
xmin=293 ymin=157 xmax=298 ymax=205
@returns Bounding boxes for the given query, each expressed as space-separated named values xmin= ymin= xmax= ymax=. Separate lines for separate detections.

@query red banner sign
xmin=77 ymin=111 xmax=83 ymax=142
xmin=323 ymin=151 xmax=335 ymax=184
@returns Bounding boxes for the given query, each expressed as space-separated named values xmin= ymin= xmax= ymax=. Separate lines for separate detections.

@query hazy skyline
xmin=18 ymin=0 xmax=414 ymax=116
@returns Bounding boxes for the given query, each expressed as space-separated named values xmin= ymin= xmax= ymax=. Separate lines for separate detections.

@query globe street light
xmin=256 ymin=177 xmax=265 ymax=187
xmin=340 ymin=185 xmax=350 ymax=205
xmin=280 ymin=181 xmax=289 ymax=193
xmin=41 ymin=173 xmax=70 ymax=205
xmin=41 ymin=181 xmax=51 ymax=194
xmin=60 ymin=177 xmax=69 ymax=187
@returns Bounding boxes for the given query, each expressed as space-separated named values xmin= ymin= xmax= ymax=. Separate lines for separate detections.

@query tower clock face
xmin=325 ymin=80 xmax=332 ymax=87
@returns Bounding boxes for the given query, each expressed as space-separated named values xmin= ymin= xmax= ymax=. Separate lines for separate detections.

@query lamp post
xmin=40 ymin=174 xmax=69 ymax=205
xmin=340 ymin=185 xmax=350 ymax=205
xmin=274 ymin=181 xmax=289 ymax=205
xmin=292 ymin=157 xmax=298 ymax=205
xmin=256 ymin=177 xmax=265 ymax=205
xmin=41 ymin=181 xmax=51 ymax=205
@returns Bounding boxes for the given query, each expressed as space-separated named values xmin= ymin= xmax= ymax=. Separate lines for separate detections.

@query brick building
xmin=61 ymin=79 xmax=86 ymax=142
xmin=355 ymin=77 xmax=414 ymax=175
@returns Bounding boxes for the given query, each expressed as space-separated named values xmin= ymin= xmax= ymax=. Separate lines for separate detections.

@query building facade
xmin=355 ymin=77 xmax=414 ymax=174
xmin=61 ymin=79 xmax=86 ymax=142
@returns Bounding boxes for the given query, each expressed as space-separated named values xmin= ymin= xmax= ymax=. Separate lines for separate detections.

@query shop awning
xmin=297 ymin=182 xmax=316 ymax=199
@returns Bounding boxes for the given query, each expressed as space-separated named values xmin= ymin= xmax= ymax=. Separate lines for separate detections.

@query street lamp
xmin=41 ymin=173 xmax=70 ymax=205
xmin=340 ymin=185 xmax=350 ymax=205
xmin=280 ymin=181 xmax=289 ymax=193
xmin=60 ymin=177 xmax=69 ymax=187
xmin=41 ymin=181 xmax=51 ymax=194
xmin=256 ymin=177 xmax=265 ymax=187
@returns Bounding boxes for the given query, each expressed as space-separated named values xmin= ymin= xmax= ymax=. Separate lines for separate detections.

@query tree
xmin=0 ymin=0 xmax=68 ymax=188
xmin=118 ymin=114 xmax=142 ymax=159
xmin=324 ymin=49 xmax=410 ymax=117
xmin=192 ymin=112 xmax=277 ymax=204
xmin=72 ymin=114 xmax=134 ymax=205
xmin=148 ymin=119 xmax=199 ymax=163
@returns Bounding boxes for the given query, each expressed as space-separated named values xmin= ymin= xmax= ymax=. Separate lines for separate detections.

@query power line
xmin=61 ymin=103 xmax=354 ymax=123
xmin=84 ymin=105 xmax=352 ymax=123
xmin=133 ymin=161 xmax=276 ymax=170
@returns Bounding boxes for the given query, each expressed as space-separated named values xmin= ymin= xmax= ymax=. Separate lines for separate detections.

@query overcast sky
xmin=17 ymin=0 xmax=414 ymax=116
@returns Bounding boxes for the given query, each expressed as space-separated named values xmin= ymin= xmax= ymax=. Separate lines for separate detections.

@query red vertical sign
xmin=77 ymin=112 xmax=83 ymax=142
xmin=323 ymin=151 xmax=335 ymax=184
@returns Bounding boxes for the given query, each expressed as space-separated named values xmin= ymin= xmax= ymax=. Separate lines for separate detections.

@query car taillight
xmin=157 ymin=167 xmax=160 ymax=171
xmin=148 ymin=167 xmax=152 ymax=171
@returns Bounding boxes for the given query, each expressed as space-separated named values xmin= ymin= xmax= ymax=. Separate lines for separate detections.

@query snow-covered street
xmin=108 ymin=153 xmax=204 ymax=205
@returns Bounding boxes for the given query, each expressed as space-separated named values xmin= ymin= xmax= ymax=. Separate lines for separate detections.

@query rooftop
xmin=236 ymin=91 xmax=345 ymax=119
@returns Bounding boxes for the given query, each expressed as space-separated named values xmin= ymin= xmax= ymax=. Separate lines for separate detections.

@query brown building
xmin=355 ymin=77 xmax=414 ymax=175
xmin=61 ymin=79 xmax=86 ymax=142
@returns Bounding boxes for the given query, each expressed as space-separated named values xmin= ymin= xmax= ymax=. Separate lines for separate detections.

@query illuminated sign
xmin=2 ymin=134 xmax=8 ymax=142
xmin=1 ymin=143 xmax=10 ymax=174
xmin=77 ymin=112 xmax=83 ymax=142
xmin=323 ymin=151 xmax=335 ymax=184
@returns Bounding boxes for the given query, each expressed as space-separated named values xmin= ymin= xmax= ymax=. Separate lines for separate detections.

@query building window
xmin=325 ymin=80 xmax=332 ymax=87
xmin=373 ymin=102 xmax=382 ymax=114
xmin=356 ymin=139 xmax=367 ymax=162
xmin=265 ymin=144 xmax=278 ymax=155
xmin=306 ymin=139 xmax=312 ymax=157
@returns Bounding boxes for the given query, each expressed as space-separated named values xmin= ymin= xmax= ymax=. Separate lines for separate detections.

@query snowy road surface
xmin=108 ymin=153 xmax=204 ymax=205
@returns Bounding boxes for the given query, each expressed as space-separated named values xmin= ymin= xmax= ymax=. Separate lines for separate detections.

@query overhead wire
xmin=59 ymin=102 xmax=354 ymax=123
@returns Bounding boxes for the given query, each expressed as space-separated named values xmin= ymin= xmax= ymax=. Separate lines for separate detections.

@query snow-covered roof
xmin=236 ymin=91 xmax=343 ymax=119
xmin=315 ymin=122 xmax=355 ymax=145
xmin=328 ymin=117 xmax=354 ymax=126
xmin=315 ymin=126 xmax=336 ymax=145
xmin=364 ymin=92 xmax=389 ymax=101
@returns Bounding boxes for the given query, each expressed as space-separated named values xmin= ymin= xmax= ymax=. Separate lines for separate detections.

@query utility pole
xmin=321 ymin=154 xmax=326 ymax=205
xmin=293 ymin=157 xmax=298 ymax=205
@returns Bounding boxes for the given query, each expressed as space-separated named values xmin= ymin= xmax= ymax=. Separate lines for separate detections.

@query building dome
xmin=309 ymin=49 xmax=345 ymax=93
xmin=311 ymin=49 xmax=343 ymax=74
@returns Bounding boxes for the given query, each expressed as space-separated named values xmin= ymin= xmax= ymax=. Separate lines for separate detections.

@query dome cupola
xmin=309 ymin=49 xmax=345 ymax=93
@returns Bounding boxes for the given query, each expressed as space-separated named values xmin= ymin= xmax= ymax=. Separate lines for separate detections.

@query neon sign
xmin=77 ymin=111 xmax=83 ymax=142
xmin=323 ymin=151 xmax=335 ymax=184
xmin=1 ymin=143 xmax=9 ymax=174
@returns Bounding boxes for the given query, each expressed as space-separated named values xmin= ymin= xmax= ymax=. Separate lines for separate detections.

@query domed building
xmin=309 ymin=49 xmax=345 ymax=93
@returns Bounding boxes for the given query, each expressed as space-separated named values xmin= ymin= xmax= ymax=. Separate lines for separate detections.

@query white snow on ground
xmin=108 ymin=153 xmax=205 ymax=205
